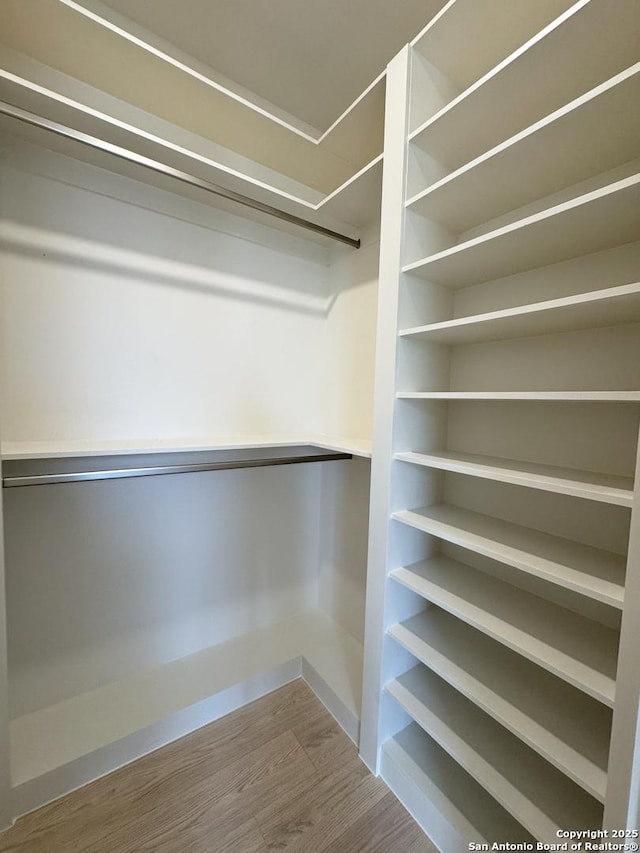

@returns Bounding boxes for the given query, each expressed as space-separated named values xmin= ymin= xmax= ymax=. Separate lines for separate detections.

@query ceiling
xmin=99 ymin=0 xmax=446 ymax=130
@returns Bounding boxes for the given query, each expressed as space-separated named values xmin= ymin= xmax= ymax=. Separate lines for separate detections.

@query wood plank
xmin=390 ymin=556 xmax=619 ymax=705
xmin=267 ymin=774 xmax=390 ymax=853
xmin=388 ymin=609 xmax=610 ymax=801
xmin=392 ymin=504 xmax=626 ymax=607
xmin=289 ymin=704 xmax=358 ymax=771
xmin=254 ymin=761 xmax=370 ymax=850
xmin=319 ymin=791 xmax=435 ymax=853
xmin=71 ymin=730 xmax=316 ymax=853
xmin=120 ymin=814 xmax=267 ymax=853
xmin=386 ymin=668 xmax=602 ymax=840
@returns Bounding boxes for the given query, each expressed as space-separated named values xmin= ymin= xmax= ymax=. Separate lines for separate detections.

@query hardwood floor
xmin=0 ymin=679 xmax=437 ymax=853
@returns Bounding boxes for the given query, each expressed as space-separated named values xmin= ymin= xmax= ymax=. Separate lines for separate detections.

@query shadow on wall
xmin=0 ymin=152 xmax=337 ymax=316
xmin=0 ymin=222 xmax=332 ymax=318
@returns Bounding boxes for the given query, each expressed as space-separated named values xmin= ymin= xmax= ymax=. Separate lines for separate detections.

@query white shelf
xmin=407 ymin=64 xmax=640 ymax=232
xmin=381 ymin=725 xmax=534 ymax=852
xmin=0 ymin=110 xmax=380 ymax=239
xmin=312 ymin=435 xmax=373 ymax=459
xmin=399 ymin=283 xmax=640 ymax=345
xmin=398 ymin=391 xmax=640 ymax=402
xmin=0 ymin=56 xmax=383 ymax=236
xmin=316 ymin=154 xmax=383 ymax=226
xmin=390 ymin=556 xmax=619 ymax=706
xmin=386 ymin=667 xmax=602 ymax=839
xmin=409 ymin=0 xmax=639 ymax=171
xmin=1 ymin=447 xmax=356 ymax=489
xmin=373 ymin=0 xmax=640 ymax=837
xmin=403 ymin=175 xmax=640 ymax=287
xmin=392 ymin=504 xmax=625 ymax=607
xmin=388 ymin=609 xmax=610 ymax=801
xmin=411 ymin=0 xmax=573 ymax=95
xmin=0 ymin=17 xmax=386 ymax=195
xmin=1 ymin=434 xmax=373 ymax=461
xmin=395 ymin=450 xmax=634 ymax=507
xmin=9 ymin=611 xmax=363 ymax=813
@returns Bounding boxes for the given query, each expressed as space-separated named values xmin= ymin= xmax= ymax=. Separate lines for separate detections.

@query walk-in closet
xmin=0 ymin=1 xmax=639 ymax=849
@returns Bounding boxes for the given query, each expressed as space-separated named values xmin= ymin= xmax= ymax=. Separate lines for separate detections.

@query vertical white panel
xmin=317 ymin=458 xmax=371 ymax=644
xmin=604 ymin=423 xmax=640 ymax=828
xmin=626 ymin=701 xmax=640 ymax=830
xmin=324 ymin=231 xmax=379 ymax=443
xmin=360 ymin=46 xmax=411 ymax=772
xmin=0 ymin=158 xmax=12 ymax=813
xmin=0 ymin=456 xmax=12 ymax=829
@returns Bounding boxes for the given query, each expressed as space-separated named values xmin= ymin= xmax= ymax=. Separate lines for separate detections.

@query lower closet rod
xmin=2 ymin=449 xmax=352 ymax=488
xmin=0 ymin=100 xmax=361 ymax=249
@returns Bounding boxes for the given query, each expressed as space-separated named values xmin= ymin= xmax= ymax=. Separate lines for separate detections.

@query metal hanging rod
xmin=2 ymin=446 xmax=352 ymax=488
xmin=0 ymin=100 xmax=361 ymax=249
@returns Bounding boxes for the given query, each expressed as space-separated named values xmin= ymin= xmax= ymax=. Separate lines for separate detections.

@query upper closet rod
xmin=0 ymin=100 xmax=361 ymax=249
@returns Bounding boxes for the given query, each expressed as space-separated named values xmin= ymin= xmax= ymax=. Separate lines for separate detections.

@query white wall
xmin=3 ymin=463 xmax=322 ymax=718
xmin=0 ymin=140 xmax=334 ymax=720
xmin=0 ymin=138 xmax=378 ymax=733
xmin=0 ymin=140 xmax=329 ymax=445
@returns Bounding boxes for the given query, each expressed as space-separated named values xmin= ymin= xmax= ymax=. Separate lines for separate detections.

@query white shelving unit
xmin=388 ymin=609 xmax=610 ymax=801
xmin=403 ymin=175 xmax=640 ymax=283
xmin=386 ymin=666 xmax=602 ymax=839
xmin=407 ymin=64 xmax=640 ymax=231
xmin=392 ymin=506 xmax=626 ymax=606
xmin=408 ymin=0 xmax=639 ymax=173
xmin=390 ymin=559 xmax=619 ymax=705
xmin=2 ymin=0 xmax=640 ymax=848
xmin=381 ymin=724 xmax=536 ymax=849
xmin=362 ymin=0 xmax=640 ymax=847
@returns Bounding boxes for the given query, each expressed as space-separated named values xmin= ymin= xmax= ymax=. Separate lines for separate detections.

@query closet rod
xmin=2 ymin=449 xmax=352 ymax=488
xmin=0 ymin=100 xmax=361 ymax=249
